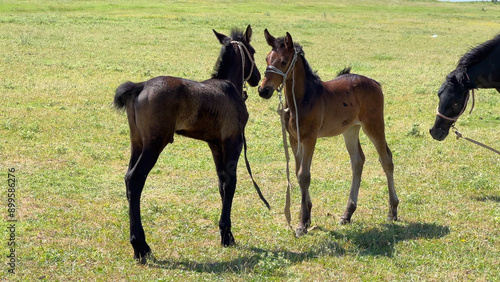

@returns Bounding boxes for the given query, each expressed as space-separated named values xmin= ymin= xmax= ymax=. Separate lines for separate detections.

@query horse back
xmin=314 ymin=74 xmax=384 ymax=137
xmin=133 ymin=76 xmax=247 ymax=143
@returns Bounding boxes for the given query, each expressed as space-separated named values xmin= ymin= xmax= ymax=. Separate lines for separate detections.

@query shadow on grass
xmin=326 ymin=221 xmax=450 ymax=257
xmin=472 ymin=195 xmax=500 ymax=202
xmin=147 ymin=221 xmax=449 ymax=273
xmin=147 ymin=241 xmax=345 ymax=274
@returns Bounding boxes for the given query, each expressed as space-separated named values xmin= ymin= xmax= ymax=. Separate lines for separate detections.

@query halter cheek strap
xmin=230 ymin=41 xmax=255 ymax=100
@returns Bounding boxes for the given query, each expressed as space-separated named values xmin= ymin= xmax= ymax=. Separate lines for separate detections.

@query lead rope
xmin=452 ymin=126 xmax=500 ymax=155
xmin=277 ymin=93 xmax=294 ymax=231
xmin=266 ymin=50 xmax=300 ymax=231
xmin=230 ymin=41 xmax=270 ymax=209
xmin=242 ymin=132 xmax=271 ymax=209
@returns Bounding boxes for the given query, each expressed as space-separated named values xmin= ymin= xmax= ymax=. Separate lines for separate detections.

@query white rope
xmin=265 ymin=51 xmax=301 ymax=156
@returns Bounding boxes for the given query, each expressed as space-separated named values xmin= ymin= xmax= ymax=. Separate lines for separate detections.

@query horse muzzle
xmin=429 ymin=126 xmax=450 ymax=141
xmin=258 ymin=86 xmax=274 ymax=99
xmin=430 ymin=115 xmax=455 ymax=141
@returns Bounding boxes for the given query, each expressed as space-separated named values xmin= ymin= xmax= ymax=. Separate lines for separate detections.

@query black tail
xmin=114 ymin=81 xmax=145 ymax=110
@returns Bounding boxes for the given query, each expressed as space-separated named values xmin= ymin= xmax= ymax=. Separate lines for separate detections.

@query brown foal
xmin=258 ymin=30 xmax=399 ymax=236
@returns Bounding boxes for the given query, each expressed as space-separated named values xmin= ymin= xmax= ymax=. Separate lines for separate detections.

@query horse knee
xmin=297 ymin=170 xmax=311 ymax=187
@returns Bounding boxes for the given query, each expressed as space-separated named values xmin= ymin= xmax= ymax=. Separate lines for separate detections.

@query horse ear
xmin=244 ymin=25 xmax=252 ymax=43
xmin=264 ymin=29 xmax=276 ymax=47
xmin=213 ymin=29 xmax=230 ymax=45
xmin=284 ymin=32 xmax=294 ymax=51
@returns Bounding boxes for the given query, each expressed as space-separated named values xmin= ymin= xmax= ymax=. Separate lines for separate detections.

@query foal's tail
xmin=114 ymin=81 xmax=145 ymax=110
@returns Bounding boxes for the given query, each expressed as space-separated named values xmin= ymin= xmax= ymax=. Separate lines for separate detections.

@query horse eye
xmin=280 ymin=60 xmax=287 ymax=67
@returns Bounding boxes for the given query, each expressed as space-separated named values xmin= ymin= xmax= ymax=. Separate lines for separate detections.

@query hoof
xmin=388 ymin=206 xmax=398 ymax=221
xmin=136 ymin=251 xmax=153 ymax=265
xmin=132 ymin=241 xmax=151 ymax=264
xmin=295 ymin=226 xmax=308 ymax=237
xmin=220 ymin=227 xmax=235 ymax=247
xmin=339 ymin=218 xmax=351 ymax=225
xmin=387 ymin=213 xmax=398 ymax=222
xmin=339 ymin=211 xmax=353 ymax=225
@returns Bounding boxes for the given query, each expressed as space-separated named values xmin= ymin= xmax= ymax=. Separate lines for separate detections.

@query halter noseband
xmin=230 ymin=40 xmax=255 ymax=100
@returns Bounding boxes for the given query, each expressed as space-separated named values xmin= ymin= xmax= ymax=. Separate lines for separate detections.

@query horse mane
xmin=457 ymin=33 xmax=500 ymax=69
xmin=447 ymin=34 xmax=500 ymax=88
xmin=294 ymin=44 xmax=324 ymax=103
xmin=212 ymin=28 xmax=249 ymax=79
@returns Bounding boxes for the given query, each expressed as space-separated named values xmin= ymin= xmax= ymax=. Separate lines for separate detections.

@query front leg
xmin=292 ymin=137 xmax=316 ymax=237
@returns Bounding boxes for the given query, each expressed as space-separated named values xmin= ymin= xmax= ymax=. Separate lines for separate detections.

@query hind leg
xmin=211 ymin=136 xmax=243 ymax=246
xmin=126 ymin=140 xmax=166 ymax=263
xmin=340 ymin=125 xmax=365 ymax=224
xmin=363 ymin=126 xmax=399 ymax=221
xmin=209 ymin=142 xmax=235 ymax=246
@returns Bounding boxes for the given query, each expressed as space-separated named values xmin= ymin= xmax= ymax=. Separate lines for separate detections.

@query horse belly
xmin=318 ymin=96 xmax=360 ymax=137
xmin=319 ymin=117 xmax=359 ymax=138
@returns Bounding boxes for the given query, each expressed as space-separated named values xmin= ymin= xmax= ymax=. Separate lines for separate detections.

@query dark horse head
xmin=430 ymin=33 xmax=500 ymax=141
xmin=212 ymin=25 xmax=261 ymax=97
xmin=429 ymin=70 xmax=475 ymax=141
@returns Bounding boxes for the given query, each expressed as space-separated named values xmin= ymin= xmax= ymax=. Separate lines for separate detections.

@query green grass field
xmin=1 ymin=0 xmax=499 ymax=280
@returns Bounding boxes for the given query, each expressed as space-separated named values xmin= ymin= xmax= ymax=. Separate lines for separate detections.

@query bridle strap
xmin=230 ymin=41 xmax=255 ymax=82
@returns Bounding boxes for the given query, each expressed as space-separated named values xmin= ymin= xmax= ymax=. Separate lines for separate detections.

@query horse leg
xmin=363 ymin=127 xmax=399 ymax=221
xmin=340 ymin=125 xmax=365 ymax=224
xmin=125 ymin=141 xmax=164 ymax=263
xmin=292 ymin=137 xmax=316 ymax=237
xmin=209 ymin=143 xmax=226 ymax=203
xmin=209 ymin=141 xmax=235 ymax=246
xmin=216 ymin=136 xmax=243 ymax=246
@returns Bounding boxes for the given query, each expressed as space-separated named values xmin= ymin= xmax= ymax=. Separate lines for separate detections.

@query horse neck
xmin=283 ymin=55 xmax=307 ymax=113
xmin=215 ymin=45 xmax=245 ymax=96
xmin=467 ymin=45 xmax=500 ymax=90
xmin=227 ymin=69 xmax=244 ymax=95
xmin=228 ymin=45 xmax=244 ymax=94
